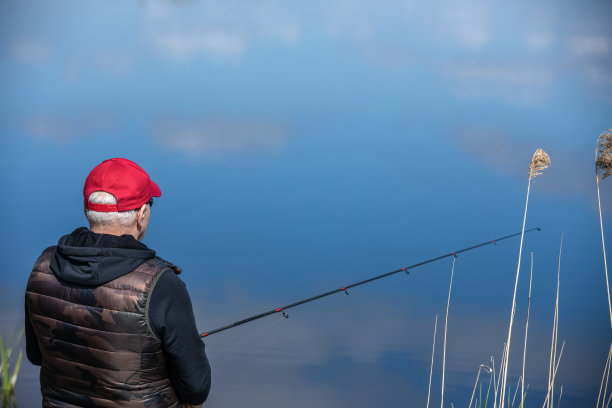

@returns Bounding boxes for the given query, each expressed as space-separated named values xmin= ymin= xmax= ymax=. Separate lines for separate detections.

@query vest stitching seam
xmin=28 ymin=313 xmax=149 ymax=338
xmin=43 ymin=382 xmax=173 ymax=402
xmin=26 ymin=291 xmax=147 ymax=315
xmin=33 ymin=333 xmax=160 ymax=355
xmin=40 ymin=353 xmax=165 ymax=373
xmin=28 ymin=281 xmax=149 ymax=297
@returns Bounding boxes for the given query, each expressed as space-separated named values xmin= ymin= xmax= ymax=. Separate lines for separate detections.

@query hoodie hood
xmin=50 ymin=227 xmax=156 ymax=286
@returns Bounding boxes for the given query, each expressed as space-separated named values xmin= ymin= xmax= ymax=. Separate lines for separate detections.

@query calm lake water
xmin=4 ymin=232 xmax=608 ymax=408
xmin=2 ymin=0 xmax=611 ymax=406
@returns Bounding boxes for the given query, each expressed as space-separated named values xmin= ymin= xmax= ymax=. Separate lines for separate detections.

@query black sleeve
xmin=148 ymin=271 xmax=211 ymax=405
xmin=24 ymin=302 xmax=42 ymax=366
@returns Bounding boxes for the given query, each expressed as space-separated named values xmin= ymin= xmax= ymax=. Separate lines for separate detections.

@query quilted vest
xmin=25 ymin=246 xmax=179 ymax=408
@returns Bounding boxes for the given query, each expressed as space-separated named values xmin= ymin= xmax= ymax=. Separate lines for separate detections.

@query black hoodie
xmin=50 ymin=227 xmax=157 ymax=286
xmin=25 ymin=227 xmax=211 ymax=405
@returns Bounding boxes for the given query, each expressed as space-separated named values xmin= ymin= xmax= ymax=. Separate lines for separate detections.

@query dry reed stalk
xmin=540 ymin=340 xmax=565 ymax=408
xmin=601 ymin=359 xmax=612 ymax=408
xmin=596 ymin=129 xmax=612 ymax=329
xmin=469 ymin=364 xmax=491 ymax=408
xmin=603 ymin=346 xmax=612 ymax=408
xmin=597 ymin=343 xmax=612 ymax=408
xmin=491 ymin=355 xmax=499 ymax=408
xmin=602 ymin=352 xmax=612 ymax=408
xmin=543 ymin=237 xmax=563 ymax=408
xmin=500 ymin=149 xmax=550 ymax=408
xmin=490 ymin=349 xmax=516 ymax=408
xmin=548 ymin=235 xmax=563 ymax=408
xmin=511 ymin=376 xmax=522 ymax=407
xmin=521 ymin=251 xmax=534 ymax=405
xmin=427 ymin=314 xmax=438 ymax=408
xmin=494 ymin=347 xmax=509 ymax=408
xmin=441 ymin=257 xmax=456 ymax=408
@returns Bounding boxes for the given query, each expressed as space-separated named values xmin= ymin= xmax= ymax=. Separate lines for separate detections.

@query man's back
xmin=25 ymin=158 xmax=211 ymax=407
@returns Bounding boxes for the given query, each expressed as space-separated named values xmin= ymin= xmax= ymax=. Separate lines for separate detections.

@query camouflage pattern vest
xmin=25 ymin=246 xmax=180 ymax=408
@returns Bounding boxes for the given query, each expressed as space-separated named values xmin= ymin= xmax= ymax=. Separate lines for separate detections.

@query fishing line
xmin=200 ymin=228 xmax=540 ymax=338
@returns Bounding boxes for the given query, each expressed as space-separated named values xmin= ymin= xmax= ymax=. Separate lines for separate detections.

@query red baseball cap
xmin=84 ymin=158 xmax=162 ymax=212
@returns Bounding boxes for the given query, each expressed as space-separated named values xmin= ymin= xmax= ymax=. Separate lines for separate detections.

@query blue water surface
xmin=1 ymin=1 xmax=611 ymax=407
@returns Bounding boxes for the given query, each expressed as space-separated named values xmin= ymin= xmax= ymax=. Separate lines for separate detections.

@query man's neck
xmin=90 ymin=225 xmax=139 ymax=240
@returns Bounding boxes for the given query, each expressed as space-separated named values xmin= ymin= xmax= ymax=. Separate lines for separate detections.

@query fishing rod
xmin=200 ymin=227 xmax=541 ymax=338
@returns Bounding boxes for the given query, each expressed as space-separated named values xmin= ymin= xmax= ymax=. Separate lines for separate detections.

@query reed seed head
xmin=529 ymin=148 xmax=551 ymax=180
xmin=596 ymin=129 xmax=612 ymax=180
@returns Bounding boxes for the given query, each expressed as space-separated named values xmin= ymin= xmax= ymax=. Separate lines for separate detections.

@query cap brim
xmin=151 ymin=180 xmax=162 ymax=197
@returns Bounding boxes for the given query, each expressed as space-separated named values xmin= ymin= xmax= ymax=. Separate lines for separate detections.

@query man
xmin=25 ymin=158 xmax=211 ymax=408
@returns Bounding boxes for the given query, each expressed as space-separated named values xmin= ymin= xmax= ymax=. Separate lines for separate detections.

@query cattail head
xmin=529 ymin=148 xmax=551 ymax=180
xmin=596 ymin=129 xmax=612 ymax=180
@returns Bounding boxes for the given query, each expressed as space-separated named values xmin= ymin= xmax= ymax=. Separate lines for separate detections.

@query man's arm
xmin=149 ymin=270 xmax=211 ymax=405
xmin=24 ymin=302 xmax=42 ymax=365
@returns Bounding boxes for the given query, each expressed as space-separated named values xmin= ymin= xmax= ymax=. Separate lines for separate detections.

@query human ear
xmin=136 ymin=204 xmax=147 ymax=228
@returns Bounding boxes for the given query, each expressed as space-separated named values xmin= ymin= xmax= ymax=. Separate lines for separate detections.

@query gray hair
xmin=85 ymin=191 xmax=139 ymax=227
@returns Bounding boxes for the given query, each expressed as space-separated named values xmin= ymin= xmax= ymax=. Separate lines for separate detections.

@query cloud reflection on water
xmin=153 ymin=117 xmax=288 ymax=157
xmin=192 ymin=270 xmax=603 ymax=408
xmin=1 ymin=0 xmax=611 ymax=407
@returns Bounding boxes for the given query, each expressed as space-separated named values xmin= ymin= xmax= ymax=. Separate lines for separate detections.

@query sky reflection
xmin=1 ymin=0 xmax=611 ymax=407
